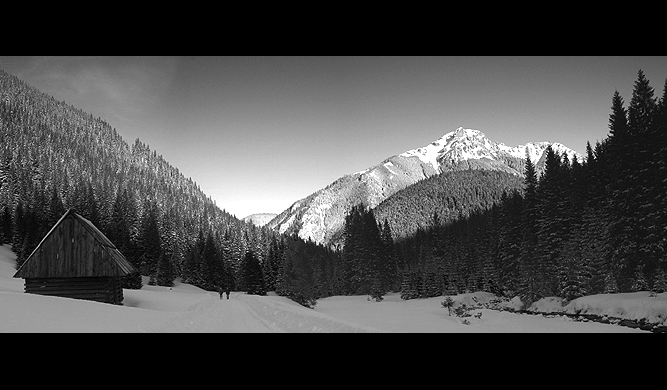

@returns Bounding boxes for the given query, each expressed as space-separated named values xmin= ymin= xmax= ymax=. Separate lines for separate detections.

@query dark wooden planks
xmin=25 ymin=277 xmax=124 ymax=304
xmin=15 ymin=212 xmax=133 ymax=278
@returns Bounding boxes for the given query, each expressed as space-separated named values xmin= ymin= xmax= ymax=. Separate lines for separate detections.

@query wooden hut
xmin=13 ymin=209 xmax=138 ymax=305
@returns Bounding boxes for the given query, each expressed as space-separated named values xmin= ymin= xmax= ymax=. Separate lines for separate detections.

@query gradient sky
xmin=1 ymin=56 xmax=666 ymax=218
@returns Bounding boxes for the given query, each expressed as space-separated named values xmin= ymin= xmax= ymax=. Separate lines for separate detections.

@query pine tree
xmin=240 ymin=250 xmax=265 ymax=295
xmin=156 ymin=250 xmax=175 ymax=287
xmin=362 ymin=207 xmax=384 ymax=298
xmin=138 ymin=201 xmax=161 ymax=284
xmin=576 ymin=207 xmax=611 ymax=295
xmin=631 ymin=267 xmax=649 ymax=292
xmin=652 ymin=267 xmax=667 ymax=294
xmin=11 ymin=200 xmax=26 ymax=266
xmin=380 ymin=219 xmax=398 ymax=292
xmin=644 ymin=78 xmax=667 ymax=286
xmin=400 ymin=268 xmax=421 ymax=300
xmin=342 ymin=205 xmax=367 ymax=294
xmin=84 ymin=182 xmax=100 ymax=228
xmin=46 ymin=186 xmax=65 ymax=228
xmin=518 ymin=151 xmax=543 ymax=304
xmin=202 ymin=230 xmax=222 ymax=290
xmin=606 ymin=87 xmax=637 ymax=292
xmin=0 ymin=206 xmax=12 ymax=246
xmin=609 ymin=71 xmax=659 ymax=291
xmin=341 ymin=204 xmax=386 ymax=297
xmin=496 ymin=190 xmax=523 ymax=297
xmin=558 ymin=237 xmax=588 ymax=301
xmin=262 ymin=236 xmax=281 ymax=291
xmin=182 ymin=231 xmax=205 ymax=287
xmin=535 ymin=146 xmax=568 ymax=296
xmin=608 ymin=90 xmax=629 ymax=141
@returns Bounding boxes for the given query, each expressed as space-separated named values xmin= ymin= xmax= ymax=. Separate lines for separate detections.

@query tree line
xmin=0 ymin=69 xmax=285 ymax=297
xmin=2 ymin=67 xmax=665 ymax=309
xmin=284 ymin=69 xmax=666 ymax=306
xmin=395 ymin=70 xmax=667 ymax=305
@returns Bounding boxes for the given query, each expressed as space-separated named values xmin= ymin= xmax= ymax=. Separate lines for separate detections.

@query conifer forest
xmin=1 ymin=68 xmax=665 ymax=308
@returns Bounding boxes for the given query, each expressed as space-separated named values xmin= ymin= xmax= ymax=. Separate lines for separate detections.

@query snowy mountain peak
xmin=269 ymin=127 xmax=581 ymax=246
xmin=399 ymin=127 xmax=499 ymax=173
xmin=400 ymin=127 xmax=581 ymax=174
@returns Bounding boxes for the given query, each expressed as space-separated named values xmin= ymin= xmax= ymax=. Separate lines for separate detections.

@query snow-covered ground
xmin=1 ymin=244 xmax=662 ymax=332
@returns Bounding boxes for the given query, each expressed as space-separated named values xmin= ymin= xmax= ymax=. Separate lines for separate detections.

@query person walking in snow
xmin=219 ymin=287 xmax=224 ymax=300
xmin=225 ymin=288 xmax=230 ymax=300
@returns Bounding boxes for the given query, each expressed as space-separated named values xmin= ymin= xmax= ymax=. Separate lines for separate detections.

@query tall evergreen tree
xmin=535 ymin=146 xmax=568 ymax=296
xmin=138 ymin=201 xmax=161 ymax=284
xmin=11 ymin=200 xmax=26 ymax=266
xmin=110 ymin=188 xmax=142 ymax=288
xmin=380 ymin=218 xmax=398 ymax=292
xmin=609 ymin=71 xmax=658 ymax=291
xmin=48 ymin=186 xmax=65 ymax=222
xmin=156 ymin=250 xmax=176 ymax=287
xmin=496 ymin=190 xmax=523 ymax=296
xmin=202 ymin=230 xmax=223 ymax=290
xmin=652 ymin=79 xmax=667 ymax=286
xmin=240 ymin=250 xmax=265 ymax=295
xmin=0 ymin=206 xmax=11 ymax=246
xmin=342 ymin=204 xmax=385 ymax=297
xmin=182 ymin=229 xmax=205 ymax=287
xmin=518 ymin=151 xmax=543 ymax=305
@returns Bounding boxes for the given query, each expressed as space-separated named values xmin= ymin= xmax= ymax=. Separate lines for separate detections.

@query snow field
xmin=0 ymin=245 xmax=655 ymax=332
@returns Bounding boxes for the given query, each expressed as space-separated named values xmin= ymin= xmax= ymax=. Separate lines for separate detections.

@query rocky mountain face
xmin=243 ymin=213 xmax=278 ymax=227
xmin=266 ymin=127 xmax=581 ymax=246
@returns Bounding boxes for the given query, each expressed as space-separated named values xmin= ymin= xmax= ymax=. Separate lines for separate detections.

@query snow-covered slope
xmin=398 ymin=128 xmax=580 ymax=175
xmin=268 ymin=127 xmax=581 ymax=246
xmin=243 ymin=213 xmax=278 ymax=227
xmin=0 ymin=245 xmax=657 ymax=332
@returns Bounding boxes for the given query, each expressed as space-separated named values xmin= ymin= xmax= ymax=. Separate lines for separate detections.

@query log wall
xmin=24 ymin=277 xmax=124 ymax=305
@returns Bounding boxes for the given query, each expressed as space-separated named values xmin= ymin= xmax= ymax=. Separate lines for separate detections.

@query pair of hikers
xmin=219 ymin=287 xmax=230 ymax=300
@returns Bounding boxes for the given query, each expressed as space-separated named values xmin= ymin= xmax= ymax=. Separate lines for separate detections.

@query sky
xmin=1 ymin=56 xmax=666 ymax=219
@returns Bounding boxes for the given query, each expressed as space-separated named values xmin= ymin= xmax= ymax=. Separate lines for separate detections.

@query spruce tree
xmin=46 ymin=186 xmax=65 ymax=228
xmin=610 ymin=71 xmax=659 ymax=291
xmin=380 ymin=219 xmax=398 ymax=292
xmin=535 ymin=146 xmax=567 ymax=296
xmin=156 ymin=250 xmax=175 ymax=287
xmin=240 ymin=250 xmax=265 ymax=295
xmin=652 ymin=267 xmax=667 ymax=294
xmin=631 ymin=267 xmax=649 ymax=292
xmin=262 ymin=236 xmax=280 ymax=291
xmin=342 ymin=204 xmax=366 ymax=294
xmin=645 ymin=78 xmax=667 ymax=286
xmin=182 ymin=232 xmax=204 ymax=286
xmin=11 ymin=200 xmax=25 ymax=265
xmin=496 ymin=190 xmax=523 ymax=297
xmin=200 ymin=230 xmax=219 ymax=290
xmin=629 ymin=70 xmax=661 ymax=281
xmin=558 ymin=235 xmax=589 ymax=301
xmin=519 ymin=151 xmax=542 ymax=304
xmin=138 ymin=201 xmax=161 ymax=284
xmin=0 ymin=206 xmax=10 ymax=246
xmin=606 ymin=88 xmax=637 ymax=291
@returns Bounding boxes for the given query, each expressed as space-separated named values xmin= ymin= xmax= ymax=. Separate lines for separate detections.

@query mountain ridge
xmin=243 ymin=213 xmax=278 ymax=227
xmin=267 ymin=127 xmax=581 ymax=246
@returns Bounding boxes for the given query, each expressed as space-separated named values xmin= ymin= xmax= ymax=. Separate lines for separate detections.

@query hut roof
xmin=13 ymin=209 xmax=138 ymax=279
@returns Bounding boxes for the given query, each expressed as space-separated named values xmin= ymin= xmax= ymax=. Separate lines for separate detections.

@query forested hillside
xmin=3 ymin=67 xmax=664 ymax=311
xmin=0 ymin=69 xmax=274 ymax=290
xmin=373 ymin=169 xmax=524 ymax=239
xmin=396 ymin=70 xmax=667 ymax=305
